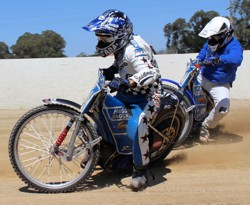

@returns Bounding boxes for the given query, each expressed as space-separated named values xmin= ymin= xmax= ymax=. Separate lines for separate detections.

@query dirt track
xmin=1 ymin=99 xmax=250 ymax=205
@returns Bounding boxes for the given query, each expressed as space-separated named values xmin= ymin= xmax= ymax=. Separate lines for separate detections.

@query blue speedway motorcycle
xmin=162 ymin=59 xmax=215 ymax=146
xmin=8 ymin=69 xmax=189 ymax=193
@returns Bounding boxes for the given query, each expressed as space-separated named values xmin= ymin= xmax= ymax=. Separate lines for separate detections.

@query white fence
xmin=0 ymin=51 xmax=249 ymax=109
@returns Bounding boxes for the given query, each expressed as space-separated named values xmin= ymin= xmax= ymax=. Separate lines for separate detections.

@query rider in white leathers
xmin=83 ymin=9 xmax=161 ymax=191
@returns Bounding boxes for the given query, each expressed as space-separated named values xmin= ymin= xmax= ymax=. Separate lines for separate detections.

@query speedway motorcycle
xmin=162 ymin=59 xmax=215 ymax=146
xmin=8 ymin=69 xmax=188 ymax=193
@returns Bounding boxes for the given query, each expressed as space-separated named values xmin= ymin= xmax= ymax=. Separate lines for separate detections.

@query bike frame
xmin=162 ymin=61 xmax=214 ymax=122
xmin=43 ymin=70 xmax=184 ymax=160
xmin=43 ymin=70 xmax=135 ymax=160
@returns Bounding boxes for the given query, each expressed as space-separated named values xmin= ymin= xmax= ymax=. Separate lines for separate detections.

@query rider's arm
xmin=125 ymin=47 xmax=160 ymax=88
xmin=102 ymin=64 xmax=119 ymax=81
xmin=219 ymin=39 xmax=243 ymax=67
xmin=196 ymin=42 xmax=208 ymax=61
xmin=129 ymin=66 xmax=160 ymax=88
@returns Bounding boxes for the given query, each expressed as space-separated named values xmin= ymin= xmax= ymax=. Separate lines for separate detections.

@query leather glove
xmin=108 ymin=77 xmax=129 ymax=92
xmin=192 ymin=58 xmax=201 ymax=65
xmin=203 ymin=56 xmax=221 ymax=66
xmin=195 ymin=57 xmax=202 ymax=62
xmin=101 ymin=65 xmax=118 ymax=81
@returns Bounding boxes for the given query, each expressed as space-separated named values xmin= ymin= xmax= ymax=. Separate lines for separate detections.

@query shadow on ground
xmin=17 ymin=124 xmax=243 ymax=194
xmin=18 ymin=166 xmax=171 ymax=193
xmin=18 ymin=153 xmax=190 ymax=194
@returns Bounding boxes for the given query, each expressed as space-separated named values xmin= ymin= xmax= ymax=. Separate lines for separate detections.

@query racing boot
xmin=130 ymin=166 xmax=155 ymax=191
xmin=199 ymin=124 xmax=214 ymax=143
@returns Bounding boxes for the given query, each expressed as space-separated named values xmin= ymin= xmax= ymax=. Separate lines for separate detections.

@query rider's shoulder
xmin=124 ymin=35 xmax=148 ymax=61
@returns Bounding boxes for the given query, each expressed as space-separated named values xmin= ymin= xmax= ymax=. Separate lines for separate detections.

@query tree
xmin=163 ymin=10 xmax=219 ymax=53
xmin=164 ymin=18 xmax=188 ymax=53
xmin=76 ymin=51 xmax=100 ymax=57
xmin=157 ymin=49 xmax=167 ymax=54
xmin=0 ymin=42 xmax=12 ymax=59
xmin=76 ymin=52 xmax=88 ymax=57
xmin=89 ymin=51 xmax=99 ymax=57
xmin=11 ymin=30 xmax=66 ymax=58
xmin=232 ymin=0 xmax=250 ymax=49
xmin=183 ymin=10 xmax=219 ymax=53
xmin=41 ymin=30 xmax=66 ymax=57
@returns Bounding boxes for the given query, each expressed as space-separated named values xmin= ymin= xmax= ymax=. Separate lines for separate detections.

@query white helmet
xmin=199 ymin=16 xmax=233 ymax=52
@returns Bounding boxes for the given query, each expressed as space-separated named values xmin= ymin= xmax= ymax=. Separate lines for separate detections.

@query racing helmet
xmin=198 ymin=16 xmax=233 ymax=52
xmin=83 ymin=9 xmax=133 ymax=57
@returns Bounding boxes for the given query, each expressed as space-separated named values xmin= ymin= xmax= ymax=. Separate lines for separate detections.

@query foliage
xmin=89 ymin=51 xmax=99 ymax=57
xmin=164 ymin=18 xmax=185 ymax=53
xmin=232 ymin=0 xmax=250 ymax=49
xmin=76 ymin=52 xmax=88 ymax=57
xmin=11 ymin=30 xmax=66 ymax=58
xmin=2 ymin=2 xmax=249 ymax=57
xmin=163 ymin=0 xmax=249 ymax=53
xmin=183 ymin=10 xmax=220 ymax=53
xmin=0 ymin=42 xmax=12 ymax=59
xmin=77 ymin=51 xmax=99 ymax=57
xmin=163 ymin=10 xmax=219 ymax=53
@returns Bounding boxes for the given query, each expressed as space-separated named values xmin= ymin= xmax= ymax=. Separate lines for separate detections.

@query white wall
xmin=0 ymin=51 xmax=249 ymax=109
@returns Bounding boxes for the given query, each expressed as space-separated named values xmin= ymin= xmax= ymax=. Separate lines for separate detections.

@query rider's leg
xmin=126 ymin=103 xmax=149 ymax=190
xmin=126 ymin=94 xmax=160 ymax=190
xmin=201 ymin=77 xmax=231 ymax=142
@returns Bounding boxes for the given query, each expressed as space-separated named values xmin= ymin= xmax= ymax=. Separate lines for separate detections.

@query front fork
xmin=66 ymin=115 xmax=84 ymax=161
xmin=51 ymin=113 xmax=101 ymax=161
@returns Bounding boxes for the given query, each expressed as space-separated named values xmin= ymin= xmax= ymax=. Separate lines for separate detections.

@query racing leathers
xmin=105 ymin=35 xmax=162 ymax=169
xmin=196 ymin=37 xmax=243 ymax=129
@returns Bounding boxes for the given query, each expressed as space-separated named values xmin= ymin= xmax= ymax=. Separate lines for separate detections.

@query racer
xmin=196 ymin=16 xmax=243 ymax=142
xmin=83 ymin=9 xmax=161 ymax=190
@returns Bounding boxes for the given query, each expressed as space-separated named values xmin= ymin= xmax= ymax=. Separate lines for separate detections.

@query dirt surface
xmin=1 ymin=99 xmax=250 ymax=205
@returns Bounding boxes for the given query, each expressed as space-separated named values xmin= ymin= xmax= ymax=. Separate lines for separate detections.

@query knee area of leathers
xmin=215 ymin=98 xmax=230 ymax=114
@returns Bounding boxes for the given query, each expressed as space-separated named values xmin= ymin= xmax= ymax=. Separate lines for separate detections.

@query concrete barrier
xmin=0 ymin=51 xmax=249 ymax=109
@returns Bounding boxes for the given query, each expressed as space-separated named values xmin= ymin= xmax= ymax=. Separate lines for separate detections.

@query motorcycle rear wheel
xmin=162 ymin=84 xmax=194 ymax=146
xmin=149 ymin=106 xmax=185 ymax=163
xmin=8 ymin=105 xmax=100 ymax=193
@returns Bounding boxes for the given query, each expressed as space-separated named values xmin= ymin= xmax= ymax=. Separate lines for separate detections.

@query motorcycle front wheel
xmin=8 ymin=105 xmax=100 ymax=193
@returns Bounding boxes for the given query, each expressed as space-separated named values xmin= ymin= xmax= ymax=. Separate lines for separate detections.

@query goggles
xmin=208 ymin=33 xmax=224 ymax=46
xmin=209 ymin=34 xmax=222 ymax=41
xmin=96 ymin=34 xmax=114 ymax=43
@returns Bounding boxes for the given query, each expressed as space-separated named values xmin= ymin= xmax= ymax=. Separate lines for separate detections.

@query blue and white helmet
xmin=83 ymin=9 xmax=133 ymax=57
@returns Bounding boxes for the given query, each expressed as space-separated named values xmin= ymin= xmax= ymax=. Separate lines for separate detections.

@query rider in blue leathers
xmin=196 ymin=16 xmax=243 ymax=142
xmin=83 ymin=9 xmax=161 ymax=190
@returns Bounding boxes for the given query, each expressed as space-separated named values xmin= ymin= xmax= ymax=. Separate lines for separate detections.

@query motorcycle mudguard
xmin=162 ymin=78 xmax=180 ymax=87
xmin=162 ymin=78 xmax=195 ymax=105
xmin=43 ymin=98 xmax=81 ymax=110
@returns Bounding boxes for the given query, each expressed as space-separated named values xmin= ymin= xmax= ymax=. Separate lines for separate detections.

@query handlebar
xmin=192 ymin=57 xmax=221 ymax=68
xmin=198 ymin=61 xmax=210 ymax=66
xmin=190 ymin=59 xmax=215 ymax=69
